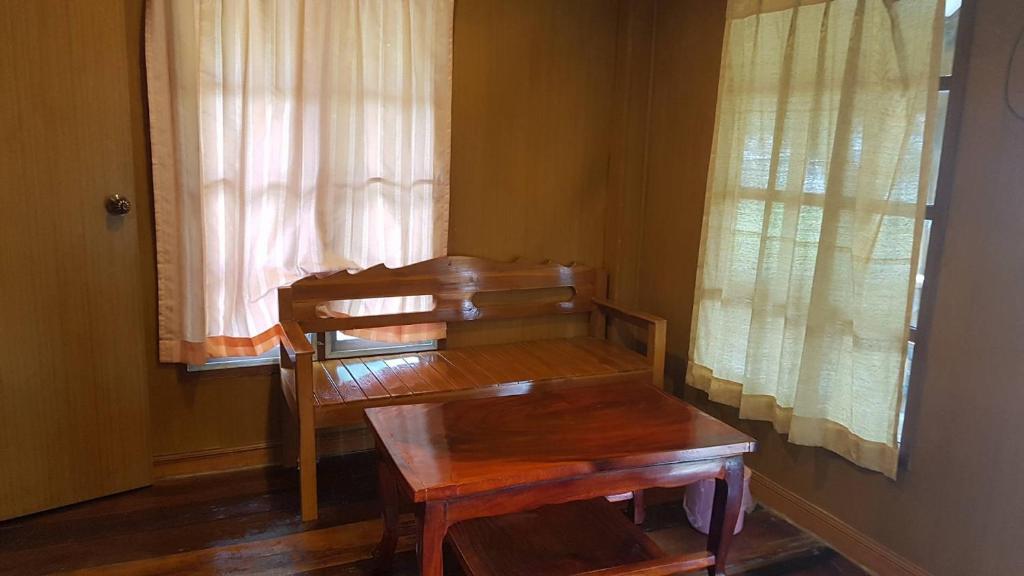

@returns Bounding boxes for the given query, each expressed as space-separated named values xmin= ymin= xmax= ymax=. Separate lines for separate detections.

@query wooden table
xmin=367 ymin=381 xmax=756 ymax=576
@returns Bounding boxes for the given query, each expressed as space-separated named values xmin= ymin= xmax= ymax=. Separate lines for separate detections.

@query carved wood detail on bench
xmin=277 ymin=256 xmax=667 ymax=521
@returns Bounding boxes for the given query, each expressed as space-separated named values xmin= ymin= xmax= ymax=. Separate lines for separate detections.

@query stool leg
xmin=631 ymin=489 xmax=646 ymax=525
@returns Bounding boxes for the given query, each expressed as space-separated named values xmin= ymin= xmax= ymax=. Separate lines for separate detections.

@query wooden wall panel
xmin=148 ymin=367 xmax=282 ymax=457
xmin=637 ymin=0 xmax=727 ymax=381
xmin=604 ymin=0 xmax=726 ymax=385
xmin=446 ymin=0 xmax=620 ymax=347
xmin=448 ymin=0 xmax=617 ymax=265
xmin=604 ymin=0 xmax=657 ymax=309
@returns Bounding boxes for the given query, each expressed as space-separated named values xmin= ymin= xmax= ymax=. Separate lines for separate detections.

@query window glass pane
xmin=898 ymin=340 xmax=915 ymax=443
xmin=941 ymin=1 xmax=961 ymax=77
xmin=927 ymin=91 xmax=950 ymax=206
xmin=910 ymin=219 xmax=932 ymax=329
xmin=189 ymin=340 xmax=291 ymax=371
xmin=328 ymin=331 xmax=435 ymax=359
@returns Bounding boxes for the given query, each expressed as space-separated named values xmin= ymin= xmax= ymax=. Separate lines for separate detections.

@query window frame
xmin=899 ymin=0 xmax=976 ymax=469
xmin=189 ymin=331 xmax=437 ymax=371
xmin=187 ymin=333 xmax=315 ymax=372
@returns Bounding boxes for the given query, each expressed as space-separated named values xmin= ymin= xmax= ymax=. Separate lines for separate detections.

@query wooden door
xmin=0 ymin=0 xmax=151 ymax=520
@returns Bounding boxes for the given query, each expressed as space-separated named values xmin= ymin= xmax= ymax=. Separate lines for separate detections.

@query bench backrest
xmin=278 ymin=256 xmax=607 ymax=333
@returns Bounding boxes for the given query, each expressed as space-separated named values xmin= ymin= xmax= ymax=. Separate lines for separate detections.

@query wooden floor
xmin=0 ymin=452 xmax=867 ymax=575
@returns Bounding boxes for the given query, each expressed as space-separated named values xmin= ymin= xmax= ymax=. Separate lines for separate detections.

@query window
xmin=899 ymin=0 xmax=968 ymax=448
xmin=326 ymin=332 xmax=436 ymax=359
xmin=188 ymin=346 xmax=283 ymax=371
xmin=689 ymin=0 xmax=948 ymax=477
xmin=191 ymin=332 xmax=436 ymax=371
xmin=147 ymin=0 xmax=454 ymax=366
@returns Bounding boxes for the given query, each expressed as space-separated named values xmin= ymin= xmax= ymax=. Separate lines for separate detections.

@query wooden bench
xmin=277 ymin=256 xmax=666 ymax=521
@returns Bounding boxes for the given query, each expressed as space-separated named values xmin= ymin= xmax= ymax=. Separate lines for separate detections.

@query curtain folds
xmin=689 ymin=0 xmax=943 ymax=477
xmin=146 ymin=0 xmax=454 ymax=364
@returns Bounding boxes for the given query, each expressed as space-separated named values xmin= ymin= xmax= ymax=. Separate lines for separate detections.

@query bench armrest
xmin=593 ymin=298 xmax=666 ymax=328
xmin=279 ymin=320 xmax=314 ymax=363
xmin=592 ymin=298 xmax=667 ymax=389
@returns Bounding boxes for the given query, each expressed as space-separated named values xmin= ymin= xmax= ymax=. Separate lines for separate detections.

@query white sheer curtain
xmin=688 ymin=0 xmax=943 ymax=477
xmin=146 ymin=0 xmax=453 ymax=364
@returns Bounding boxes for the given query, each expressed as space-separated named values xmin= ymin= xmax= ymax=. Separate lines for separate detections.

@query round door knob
xmin=105 ymin=194 xmax=132 ymax=216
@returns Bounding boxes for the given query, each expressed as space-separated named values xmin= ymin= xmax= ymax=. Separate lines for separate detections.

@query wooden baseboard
xmin=749 ymin=469 xmax=930 ymax=576
xmin=154 ymin=443 xmax=281 ymax=479
xmin=153 ymin=427 xmax=376 ymax=480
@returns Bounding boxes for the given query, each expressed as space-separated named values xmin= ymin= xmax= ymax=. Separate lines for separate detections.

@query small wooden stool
xmin=449 ymin=498 xmax=671 ymax=576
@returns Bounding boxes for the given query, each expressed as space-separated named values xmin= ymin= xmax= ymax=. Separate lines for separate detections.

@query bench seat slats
xmin=320 ymin=360 xmax=369 ymax=403
xmin=385 ymin=355 xmax=452 ymax=395
xmin=311 ymin=337 xmax=650 ymax=415
xmin=362 ymin=357 xmax=416 ymax=397
xmin=417 ymin=352 xmax=477 ymax=391
xmin=561 ymin=339 xmax=628 ymax=373
xmin=485 ymin=343 xmax=558 ymax=382
xmin=340 ymin=358 xmax=392 ymax=400
xmin=436 ymin=349 xmax=504 ymax=387
xmin=391 ymin=355 xmax=457 ymax=393
xmin=525 ymin=339 xmax=611 ymax=377
xmin=465 ymin=345 xmax=536 ymax=384
xmin=312 ymin=363 xmax=345 ymax=407
xmin=499 ymin=340 xmax=565 ymax=381
xmin=518 ymin=340 xmax=609 ymax=378
xmin=569 ymin=338 xmax=650 ymax=372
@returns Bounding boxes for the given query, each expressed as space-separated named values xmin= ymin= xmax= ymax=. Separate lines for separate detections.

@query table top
xmin=364 ymin=381 xmax=756 ymax=502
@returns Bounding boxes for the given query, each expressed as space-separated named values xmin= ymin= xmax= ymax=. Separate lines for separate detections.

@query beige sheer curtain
xmin=146 ymin=0 xmax=453 ymax=364
xmin=688 ymin=0 xmax=943 ymax=477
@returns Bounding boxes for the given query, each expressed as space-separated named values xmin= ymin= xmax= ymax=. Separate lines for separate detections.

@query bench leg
xmin=281 ymin=403 xmax=299 ymax=469
xmin=299 ymin=411 xmax=318 ymax=522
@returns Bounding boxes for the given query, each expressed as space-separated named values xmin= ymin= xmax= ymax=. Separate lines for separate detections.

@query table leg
xmin=706 ymin=457 xmax=744 ymax=576
xmin=417 ymin=502 xmax=447 ymax=576
xmin=373 ymin=459 xmax=400 ymax=575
